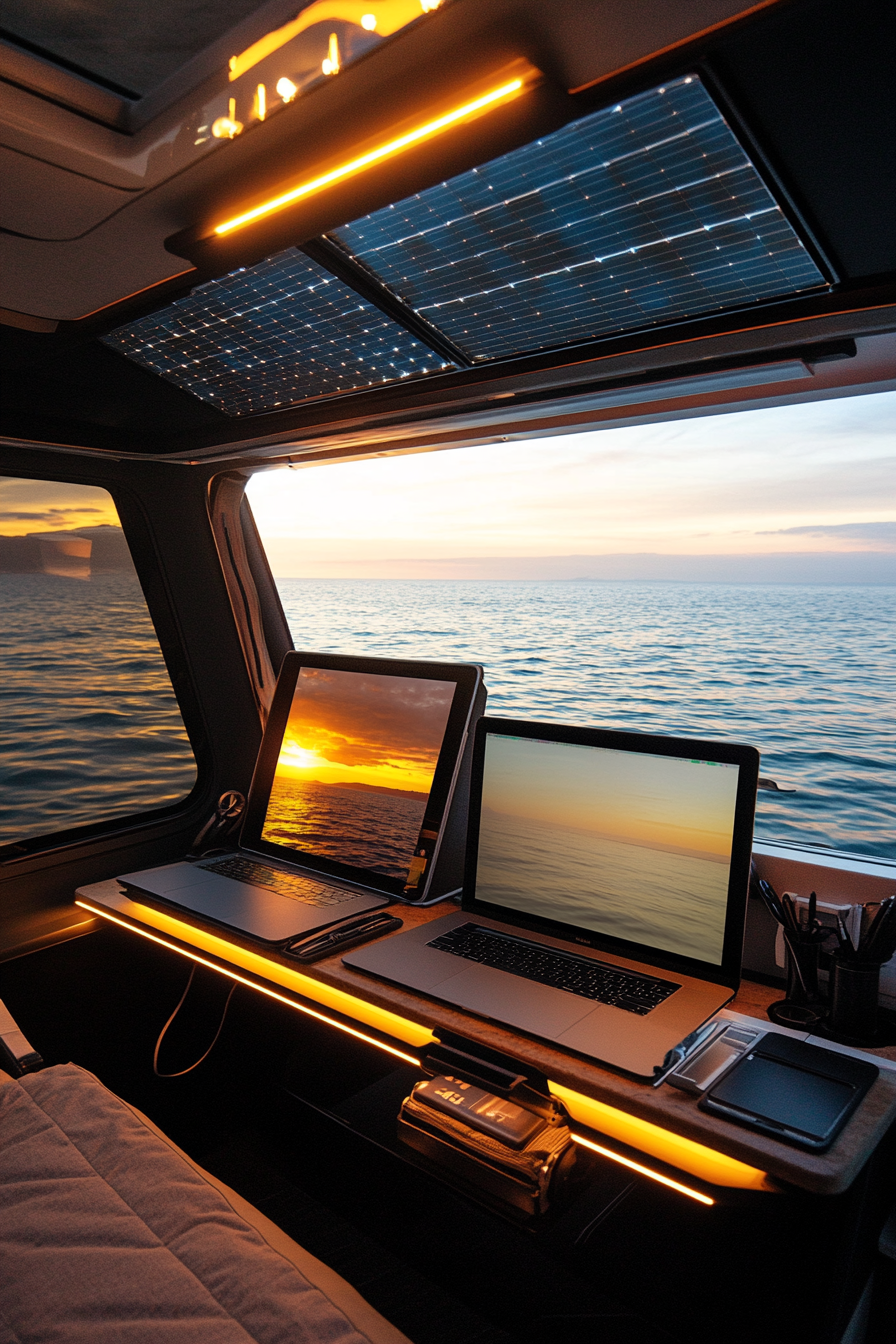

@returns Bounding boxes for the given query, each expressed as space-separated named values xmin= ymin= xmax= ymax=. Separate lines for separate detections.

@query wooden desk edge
xmin=76 ymin=881 xmax=896 ymax=1198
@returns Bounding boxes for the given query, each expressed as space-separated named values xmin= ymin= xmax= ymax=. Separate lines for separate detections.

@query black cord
xmin=153 ymin=965 xmax=237 ymax=1078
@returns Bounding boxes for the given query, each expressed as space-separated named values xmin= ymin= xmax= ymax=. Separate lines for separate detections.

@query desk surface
xmin=76 ymin=882 xmax=896 ymax=1198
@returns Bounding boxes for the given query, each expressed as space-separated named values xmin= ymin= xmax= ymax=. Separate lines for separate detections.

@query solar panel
xmin=334 ymin=75 xmax=826 ymax=360
xmin=102 ymin=250 xmax=452 ymax=416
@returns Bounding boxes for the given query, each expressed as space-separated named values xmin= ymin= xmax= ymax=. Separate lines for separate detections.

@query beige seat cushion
xmin=0 ymin=1063 xmax=413 ymax=1344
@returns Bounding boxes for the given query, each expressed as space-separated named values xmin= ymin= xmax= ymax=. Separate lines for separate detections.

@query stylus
xmin=285 ymin=912 xmax=401 ymax=957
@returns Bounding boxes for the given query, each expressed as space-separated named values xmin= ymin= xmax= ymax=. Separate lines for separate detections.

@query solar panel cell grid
xmin=102 ymin=250 xmax=451 ymax=416
xmin=335 ymin=76 xmax=825 ymax=359
xmin=105 ymin=74 xmax=825 ymax=414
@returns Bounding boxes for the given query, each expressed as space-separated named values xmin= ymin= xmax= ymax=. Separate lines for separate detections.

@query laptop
xmin=118 ymin=652 xmax=483 ymax=943
xmin=345 ymin=716 xmax=759 ymax=1078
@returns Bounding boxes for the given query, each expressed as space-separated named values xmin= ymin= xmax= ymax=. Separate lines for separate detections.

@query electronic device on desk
xmin=346 ymin=715 xmax=759 ymax=1078
xmin=665 ymin=1023 xmax=764 ymax=1093
xmin=284 ymin=911 xmax=403 ymax=963
xmin=698 ymin=1034 xmax=878 ymax=1152
xmin=397 ymin=1039 xmax=576 ymax=1219
xmin=118 ymin=652 xmax=485 ymax=943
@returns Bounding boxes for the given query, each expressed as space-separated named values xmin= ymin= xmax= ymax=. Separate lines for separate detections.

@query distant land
xmin=0 ymin=525 xmax=133 ymax=576
xmin=271 ymin=551 xmax=896 ymax=584
xmin=308 ymin=779 xmax=427 ymax=800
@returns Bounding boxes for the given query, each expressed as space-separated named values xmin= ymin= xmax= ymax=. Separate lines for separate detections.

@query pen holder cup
xmin=767 ymin=932 xmax=825 ymax=1030
xmin=783 ymin=932 xmax=821 ymax=1004
xmin=828 ymin=957 xmax=880 ymax=1044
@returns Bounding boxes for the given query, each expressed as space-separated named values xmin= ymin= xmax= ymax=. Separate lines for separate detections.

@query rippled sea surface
xmin=263 ymin=776 xmax=426 ymax=880
xmin=278 ymin=579 xmax=895 ymax=860
xmin=1 ymin=573 xmax=196 ymax=843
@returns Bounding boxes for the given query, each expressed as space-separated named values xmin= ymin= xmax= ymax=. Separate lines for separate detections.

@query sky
xmin=247 ymin=390 xmax=896 ymax=581
xmin=481 ymin=735 xmax=740 ymax=860
xmin=0 ymin=479 xmax=119 ymax=536
xmin=272 ymin=667 xmax=455 ymax=794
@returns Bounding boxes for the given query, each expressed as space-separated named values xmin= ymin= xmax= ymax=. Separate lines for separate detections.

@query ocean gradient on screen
xmin=475 ymin=735 xmax=741 ymax=963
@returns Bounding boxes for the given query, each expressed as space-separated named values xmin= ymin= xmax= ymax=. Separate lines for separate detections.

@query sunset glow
xmin=270 ymin=666 xmax=455 ymax=795
xmin=482 ymin=737 xmax=739 ymax=862
xmin=0 ymin=478 xmax=120 ymax=537
xmin=247 ymin=391 xmax=895 ymax=582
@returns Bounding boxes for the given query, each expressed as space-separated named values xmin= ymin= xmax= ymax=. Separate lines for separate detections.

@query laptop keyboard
xmin=427 ymin=923 xmax=679 ymax=1015
xmin=199 ymin=856 xmax=360 ymax=907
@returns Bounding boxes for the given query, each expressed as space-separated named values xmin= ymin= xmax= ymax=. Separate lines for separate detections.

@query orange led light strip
xmin=78 ymin=895 xmax=771 ymax=1193
xmin=549 ymin=1080 xmax=772 ymax=1191
xmin=213 ymin=76 xmax=527 ymax=237
xmin=76 ymin=900 xmax=421 ymax=1067
xmin=570 ymin=1132 xmax=715 ymax=1206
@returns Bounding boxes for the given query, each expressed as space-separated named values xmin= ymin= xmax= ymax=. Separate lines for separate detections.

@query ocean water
xmin=2 ymin=572 xmax=892 ymax=861
xmin=263 ymin=776 xmax=425 ymax=879
xmin=0 ymin=572 xmax=196 ymax=844
xmin=476 ymin=808 xmax=729 ymax=964
xmin=277 ymin=579 xmax=895 ymax=861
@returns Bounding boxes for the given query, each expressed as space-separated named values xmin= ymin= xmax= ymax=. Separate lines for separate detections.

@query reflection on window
xmin=0 ymin=477 xmax=197 ymax=846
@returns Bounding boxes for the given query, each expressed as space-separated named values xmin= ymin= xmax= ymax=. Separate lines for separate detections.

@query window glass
xmin=0 ymin=477 xmax=197 ymax=845
xmin=247 ymin=391 xmax=895 ymax=860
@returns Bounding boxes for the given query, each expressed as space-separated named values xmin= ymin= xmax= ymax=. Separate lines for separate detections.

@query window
xmin=0 ymin=477 xmax=197 ymax=846
xmin=246 ymin=391 xmax=895 ymax=860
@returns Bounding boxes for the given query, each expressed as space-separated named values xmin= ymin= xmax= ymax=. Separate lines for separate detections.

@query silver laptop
xmin=119 ymin=652 xmax=483 ymax=943
xmin=345 ymin=716 xmax=759 ymax=1078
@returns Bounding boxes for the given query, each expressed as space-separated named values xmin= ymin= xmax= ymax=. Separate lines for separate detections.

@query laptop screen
xmin=472 ymin=729 xmax=748 ymax=967
xmin=243 ymin=653 xmax=483 ymax=898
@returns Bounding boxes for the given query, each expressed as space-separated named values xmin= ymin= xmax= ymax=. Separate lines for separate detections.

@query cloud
xmin=0 ymin=508 xmax=103 ymax=523
xmin=283 ymin=667 xmax=456 ymax=770
xmin=248 ymin=390 xmax=896 ymax=563
xmin=0 ymin=479 xmax=118 ymax=536
xmin=758 ymin=521 xmax=896 ymax=544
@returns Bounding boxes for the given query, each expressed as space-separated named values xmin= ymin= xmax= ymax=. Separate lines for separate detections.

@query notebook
xmin=118 ymin=652 xmax=483 ymax=943
xmin=345 ymin=716 xmax=759 ymax=1078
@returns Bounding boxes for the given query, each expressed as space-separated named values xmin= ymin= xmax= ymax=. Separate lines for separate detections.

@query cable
xmin=153 ymin=965 xmax=237 ymax=1078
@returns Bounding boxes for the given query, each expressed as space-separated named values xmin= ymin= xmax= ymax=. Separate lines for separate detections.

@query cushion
xmin=0 ymin=1064 xmax=412 ymax=1344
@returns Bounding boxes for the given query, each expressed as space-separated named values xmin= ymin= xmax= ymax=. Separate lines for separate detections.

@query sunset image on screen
xmin=262 ymin=668 xmax=455 ymax=881
xmin=476 ymin=736 xmax=740 ymax=963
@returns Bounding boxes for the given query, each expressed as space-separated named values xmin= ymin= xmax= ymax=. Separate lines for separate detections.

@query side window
xmin=1 ymin=476 xmax=197 ymax=846
xmin=246 ymin=392 xmax=894 ymax=862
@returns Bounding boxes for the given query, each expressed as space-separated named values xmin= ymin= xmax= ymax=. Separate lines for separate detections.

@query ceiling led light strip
xmin=212 ymin=74 xmax=532 ymax=239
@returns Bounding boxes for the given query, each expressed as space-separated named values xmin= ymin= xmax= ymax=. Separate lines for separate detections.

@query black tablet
xmin=699 ymin=1033 xmax=877 ymax=1151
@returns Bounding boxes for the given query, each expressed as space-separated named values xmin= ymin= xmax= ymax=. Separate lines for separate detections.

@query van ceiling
xmin=0 ymin=0 xmax=894 ymax=459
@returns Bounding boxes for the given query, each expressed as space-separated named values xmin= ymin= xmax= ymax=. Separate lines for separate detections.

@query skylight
xmin=334 ymin=75 xmax=826 ymax=360
xmin=102 ymin=250 xmax=451 ymax=416
xmin=1 ymin=0 xmax=268 ymax=96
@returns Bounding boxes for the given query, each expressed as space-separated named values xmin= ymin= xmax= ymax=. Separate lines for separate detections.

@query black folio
xmin=699 ymin=1033 xmax=878 ymax=1151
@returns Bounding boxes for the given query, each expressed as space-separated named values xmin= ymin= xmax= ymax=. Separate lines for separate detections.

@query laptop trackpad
xmin=438 ymin=965 xmax=595 ymax=1038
